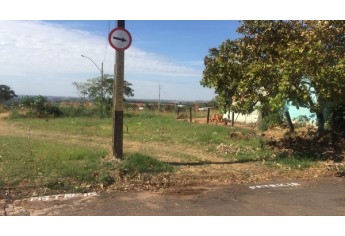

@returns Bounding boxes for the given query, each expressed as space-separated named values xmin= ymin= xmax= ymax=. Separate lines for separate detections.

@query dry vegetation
xmin=1 ymin=111 xmax=344 ymax=199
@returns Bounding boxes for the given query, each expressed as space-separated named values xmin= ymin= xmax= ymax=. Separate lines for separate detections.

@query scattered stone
xmin=216 ymin=143 xmax=255 ymax=156
xmin=0 ymin=199 xmax=6 ymax=216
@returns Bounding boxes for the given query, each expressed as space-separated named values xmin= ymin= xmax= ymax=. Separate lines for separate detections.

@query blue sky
xmin=0 ymin=20 xmax=241 ymax=101
xmin=1 ymin=1 xmax=342 ymax=102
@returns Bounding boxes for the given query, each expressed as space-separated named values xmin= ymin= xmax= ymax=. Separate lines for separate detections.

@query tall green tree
xmin=73 ymin=74 xmax=134 ymax=99
xmin=202 ymin=20 xmax=345 ymax=135
xmin=73 ymin=74 xmax=134 ymax=116
xmin=0 ymin=85 xmax=17 ymax=103
xmin=236 ymin=20 xmax=307 ymax=132
xmin=201 ymin=39 xmax=246 ymax=114
xmin=290 ymin=21 xmax=345 ymax=135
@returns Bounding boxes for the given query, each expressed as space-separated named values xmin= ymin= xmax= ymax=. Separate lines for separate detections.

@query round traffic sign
xmin=108 ymin=27 xmax=132 ymax=51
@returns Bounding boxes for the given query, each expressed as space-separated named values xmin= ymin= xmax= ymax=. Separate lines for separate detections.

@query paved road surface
xmin=2 ymin=177 xmax=345 ymax=216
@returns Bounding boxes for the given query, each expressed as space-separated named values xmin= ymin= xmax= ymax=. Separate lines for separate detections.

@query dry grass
xmin=1 ymin=111 xmax=342 ymax=196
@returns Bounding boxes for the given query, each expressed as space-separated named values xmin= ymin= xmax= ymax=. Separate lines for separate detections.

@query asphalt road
xmin=2 ymin=177 xmax=345 ymax=216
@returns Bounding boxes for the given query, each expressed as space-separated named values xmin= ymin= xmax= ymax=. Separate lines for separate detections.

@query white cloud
xmin=0 ymin=20 xmax=200 ymax=77
xmin=0 ymin=20 xmax=212 ymax=100
xmin=126 ymin=49 xmax=201 ymax=77
xmin=0 ymin=21 xmax=94 ymax=75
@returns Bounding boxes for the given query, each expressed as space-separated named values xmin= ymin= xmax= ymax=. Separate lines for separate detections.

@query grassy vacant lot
xmin=0 ymin=111 xmax=342 ymax=198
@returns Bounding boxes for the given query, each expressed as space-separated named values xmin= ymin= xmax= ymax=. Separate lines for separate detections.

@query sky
xmin=0 ymin=20 xmax=241 ymax=101
xmin=1 ymin=1 xmax=343 ymax=103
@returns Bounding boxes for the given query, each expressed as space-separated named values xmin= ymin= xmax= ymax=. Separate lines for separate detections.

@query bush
xmin=9 ymin=107 xmax=22 ymax=119
xmin=58 ymin=103 xmax=101 ymax=117
xmin=144 ymin=103 xmax=155 ymax=110
xmin=13 ymin=95 xmax=63 ymax=118
xmin=259 ymin=107 xmax=284 ymax=131
xmin=293 ymin=115 xmax=314 ymax=128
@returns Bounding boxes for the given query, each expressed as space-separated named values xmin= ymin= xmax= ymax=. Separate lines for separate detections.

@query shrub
xmin=293 ymin=115 xmax=314 ymax=128
xmin=259 ymin=107 xmax=284 ymax=131
xmin=14 ymin=95 xmax=63 ymax=118
xmin=58 ymin=103 xmax=101 ymax=117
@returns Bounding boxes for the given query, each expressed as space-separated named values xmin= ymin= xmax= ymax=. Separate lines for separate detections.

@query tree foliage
xmin=73 ymin=74 xmax=134 ymax=101
xmin=0 ymin=85 xmax=17 ymax=103
xmin=201 ymin=40 xmax=248 ymax=113
xmin=73 ymin=74 xmax=134 ymax=115
xmin=201 ymin=20 xmax=345 ymax=134
xmin=20 ymin=95 xmax=62 ymax=118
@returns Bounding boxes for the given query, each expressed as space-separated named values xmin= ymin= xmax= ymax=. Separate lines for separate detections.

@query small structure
xmin=198 ymin=107 xmax=209 ymax=111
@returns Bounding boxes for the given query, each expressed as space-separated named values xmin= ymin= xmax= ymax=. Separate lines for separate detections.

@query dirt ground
xmin=1 ymin=112 xmax=344 ymax=201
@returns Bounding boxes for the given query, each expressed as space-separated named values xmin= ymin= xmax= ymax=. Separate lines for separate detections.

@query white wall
xmin=223 ymin=110 xmax=260 ymax=124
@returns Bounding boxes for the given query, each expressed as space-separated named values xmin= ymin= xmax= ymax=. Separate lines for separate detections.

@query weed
xmin=0 ymin=104 xmax=9 ymax=113
xmin=119 ymin=153 xmax=173 ymax=177
xmin=45 ymin=180 xmax=66 ymax=190
xmin=338 ymin=165 xmax=345 ymax=177
xmin=8 ymin=117 xmax=112 ymax=137
xmin=0 ymin=136 xmax=108 ymax=188
xmin=267 ymin=153 xmax=319 ymax=169
xmin=99 ymin=173 xmax=115 ymax=187
xmin=339 ymin=165 xmax=345 ymax=172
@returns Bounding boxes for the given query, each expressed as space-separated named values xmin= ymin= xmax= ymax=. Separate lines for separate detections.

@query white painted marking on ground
xmin=249 ymin=183 xmax=301 ymax=190
xmin=30 ymin=192 xmax=99 ymax=202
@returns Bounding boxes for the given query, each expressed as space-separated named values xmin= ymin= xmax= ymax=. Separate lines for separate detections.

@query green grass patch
xmin=234 ymin=150 xmax=273 ymax=163
xmin=0 ymin=136 xmax=109 ymax=190
xmin=267 ymin=153 xmax=319 ymax=169
xmin=119 ymin=153 xmax=173 ymax=176
xmin=9 ymin=111 xmax=246 ymax=147
xmin=7 ymin=111 xmax=270 ymax=165
xmin=9 ymin=117 xmax=112 ymax=137
xmin=123 ymin=111 xmax=240 ymax=146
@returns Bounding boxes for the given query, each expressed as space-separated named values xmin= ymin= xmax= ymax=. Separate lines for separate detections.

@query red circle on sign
xmin=108 ymin=27 xmax=132 ymax=51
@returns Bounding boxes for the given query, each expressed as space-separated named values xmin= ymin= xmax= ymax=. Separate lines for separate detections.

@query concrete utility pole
xmin=108 ymin=20 xmax=132 ymax=159
xmin=113 ymin=20 xmax=125 ymax=159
